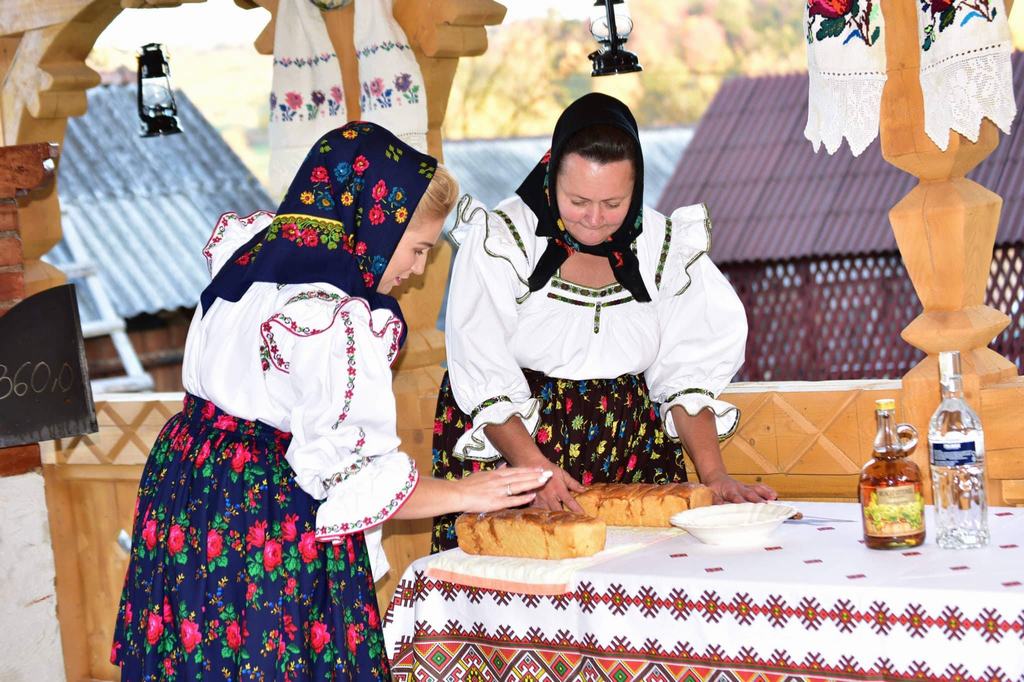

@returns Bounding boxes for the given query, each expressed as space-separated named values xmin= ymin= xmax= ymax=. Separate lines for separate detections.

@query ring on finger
xmin=505 ymin=483 xmax=512 ymax=496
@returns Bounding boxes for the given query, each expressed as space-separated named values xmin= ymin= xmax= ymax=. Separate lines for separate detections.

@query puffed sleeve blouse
xmin=444 ymin=195 xmax=747 ymax=462
xmin=181 ymin=210 xmax=418 ymax=582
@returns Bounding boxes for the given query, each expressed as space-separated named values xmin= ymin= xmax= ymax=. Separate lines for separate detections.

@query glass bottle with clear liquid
xmin=927 ymin=351 xmax=989 ymax=549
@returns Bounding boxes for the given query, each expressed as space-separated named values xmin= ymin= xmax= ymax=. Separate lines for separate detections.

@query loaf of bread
xmin=574 ymin=482 xmax=713 ymax=527
xmin=455 ymin=508 xmax=607 ymax=560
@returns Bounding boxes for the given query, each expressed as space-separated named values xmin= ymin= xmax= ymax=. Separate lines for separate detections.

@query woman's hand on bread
xmin=482 ymin=418 xmax=585 ymax=512
xmin=456 ymin=466 xmax=550 ymax=513
xmin=509 ymin=453 xmax=586 ymax=513
xmin=702 ymin=471 xmax=777 ymax=504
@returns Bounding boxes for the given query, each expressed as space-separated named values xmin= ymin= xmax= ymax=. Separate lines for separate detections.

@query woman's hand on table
xmin=702 ymin=471 xmax=777 ymax=504
xmin=456 ymin=466 xmax=551 ymax=513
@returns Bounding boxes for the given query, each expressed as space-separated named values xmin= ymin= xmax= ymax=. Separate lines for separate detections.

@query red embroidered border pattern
xmin=389 ymin=628 xmax=1017 ymax=682
xmin=386 ymin=572 xmax=1024 ymax=643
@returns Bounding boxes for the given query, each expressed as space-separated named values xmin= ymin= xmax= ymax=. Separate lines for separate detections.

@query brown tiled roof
xmin=657 ymin=52 xmax=1024 ymax=264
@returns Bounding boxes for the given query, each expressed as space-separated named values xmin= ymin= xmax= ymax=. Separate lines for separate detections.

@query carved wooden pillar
xmin=880 ymin=0 xmax=1018 ymax=501
xmin=0 ymin=142 xmax=68 ymax=682
xmin=241 ymin=0 xmax=507 ymax=606
xmin=0 ymin=1 xmax=121 ymax=300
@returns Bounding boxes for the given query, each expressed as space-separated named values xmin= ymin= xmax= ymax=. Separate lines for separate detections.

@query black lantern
xmin=137 ymin=43 xmax=183 ymax=137
xmin=589 ymin=0 xmax=642 ymax=77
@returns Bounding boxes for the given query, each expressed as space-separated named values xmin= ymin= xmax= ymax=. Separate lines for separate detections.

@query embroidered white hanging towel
xmin=268 ymin=0 xmax=347 ymax=201
xmin=804 ymin=1 xmax=888 ymax=156
xmin=353 ymin=0 xmax=429 ymax=153
xmin=918 ymin=0 xmax=1016 ymax=151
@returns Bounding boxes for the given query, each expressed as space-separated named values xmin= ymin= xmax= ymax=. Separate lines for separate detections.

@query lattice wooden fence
xmin=723 ymin=244 xmax=1024 ymax=381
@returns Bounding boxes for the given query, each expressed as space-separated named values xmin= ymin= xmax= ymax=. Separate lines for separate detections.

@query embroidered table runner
xmin=385 ymin=502 xmax=1024 ymax=682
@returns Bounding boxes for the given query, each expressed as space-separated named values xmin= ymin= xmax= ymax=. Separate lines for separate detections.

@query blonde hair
xmin=415 ymin=164 xmax=460 ymax=220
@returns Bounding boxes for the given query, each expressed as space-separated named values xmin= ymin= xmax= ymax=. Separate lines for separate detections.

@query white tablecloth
xmin=384 ymin=502 xmax=1024 ymax=682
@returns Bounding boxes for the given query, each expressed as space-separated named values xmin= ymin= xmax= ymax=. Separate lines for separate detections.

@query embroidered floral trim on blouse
xmin=257 ymin=291 xmax=404 ymax=428
xmin=203 ymin=210 xmax=275 ymax=276
xmin=655 ymin=217 xmax=673 ymax=290
xmin=284 ymin=290 xmax=403 ymax=366
xmin=546 ymin=293 xmax=634 ymax=334
xmin=315 ymin=466 xmax=419 ymax=540
xmin=664 ymin=387 xmax=716 ymax=402
xmin=550 ymin=278 xmax=625 ymax=298
xmin=320 ymin=428 xmax=368 ymax=495
xmin=470 ymin=395 xmax=512 ymax=420
xmin=492 ymin=209 xmax=529 ymax=259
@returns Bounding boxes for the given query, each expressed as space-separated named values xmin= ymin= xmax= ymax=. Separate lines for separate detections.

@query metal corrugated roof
xmin=441 ymin=126 xmax=693 ymax=214
xmin=658 ymin=52 xmax=1024 ymax=263
xmin=46 ymin=84 xmax=273 ymax=322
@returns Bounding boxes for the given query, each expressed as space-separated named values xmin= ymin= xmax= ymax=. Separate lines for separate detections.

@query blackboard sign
xmin=0 ymin=284 xmax=97 ymax=448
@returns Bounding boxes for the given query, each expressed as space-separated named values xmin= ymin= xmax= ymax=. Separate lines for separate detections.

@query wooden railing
xmin=42 ymin=378 xmax=1024 ymax=680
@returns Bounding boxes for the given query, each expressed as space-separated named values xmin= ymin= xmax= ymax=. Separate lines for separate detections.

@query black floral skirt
xmin=431 ymin=368 xmax=686 ymax=552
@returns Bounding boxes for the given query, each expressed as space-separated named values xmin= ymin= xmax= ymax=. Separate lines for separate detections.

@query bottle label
xmin=862 ymin=484 xmax=924 ymax=538
xmin=930 ymin=440 xmax=978 ymax=467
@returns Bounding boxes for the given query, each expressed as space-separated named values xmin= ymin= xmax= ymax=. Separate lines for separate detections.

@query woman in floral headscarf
xmin=111 ymin=122 xmax=547 ymax=680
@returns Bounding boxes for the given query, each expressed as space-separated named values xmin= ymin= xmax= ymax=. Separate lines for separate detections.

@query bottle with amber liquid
xmin=859 ymin=399 xmax=925 ymax=549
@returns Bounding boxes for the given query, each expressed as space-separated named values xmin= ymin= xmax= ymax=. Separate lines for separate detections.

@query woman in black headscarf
xmin=431 ymin=94 xmax=776 ymax=551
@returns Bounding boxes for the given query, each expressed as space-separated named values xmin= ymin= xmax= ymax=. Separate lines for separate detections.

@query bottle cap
xmin=938 ymin=351 xmax=962 ymax=380
xmin=874 ymin=398 xmax=896 ymax=411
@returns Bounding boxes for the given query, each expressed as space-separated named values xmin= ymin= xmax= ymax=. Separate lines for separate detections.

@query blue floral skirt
xmin=112 ymin=394 xmax=389 ymax=681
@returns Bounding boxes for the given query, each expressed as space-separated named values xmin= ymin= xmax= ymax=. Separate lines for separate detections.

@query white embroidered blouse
xmin=182 ymin=210 xmax=417 ymax=582
xmin=445 ymin=195 xmax=747 ymax=462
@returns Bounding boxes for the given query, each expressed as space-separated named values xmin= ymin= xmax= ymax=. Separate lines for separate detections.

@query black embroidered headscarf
xmin=516 ymin=92 xmax=649 ymax=302
xmin=200 ymin=122 xmax=438 ymax=349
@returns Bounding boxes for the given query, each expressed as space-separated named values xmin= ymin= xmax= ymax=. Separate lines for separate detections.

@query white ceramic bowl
xmin=670 ymin=502 xmax=798 ymax=546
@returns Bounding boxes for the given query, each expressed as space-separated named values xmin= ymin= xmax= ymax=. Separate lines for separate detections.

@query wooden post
xmin=880 ymin=0 xmax=1018 ymax=501
xmin=237 ymin=0 xmax=508 ymax=609
xmin=0 ymin=142 xmax=76 ymax=681
xmin=0 ymin=142 xmax=59 ymax=474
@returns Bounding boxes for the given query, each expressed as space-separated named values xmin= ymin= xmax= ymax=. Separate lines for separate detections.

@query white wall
xmin=0 ymin=472 xmax=66 ymax=682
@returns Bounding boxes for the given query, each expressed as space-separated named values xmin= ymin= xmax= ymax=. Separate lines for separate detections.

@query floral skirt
xmin=111 ymin=394 xmax=389 ymax=681
xmin=431 ymin=369 xmax=686 ymax=552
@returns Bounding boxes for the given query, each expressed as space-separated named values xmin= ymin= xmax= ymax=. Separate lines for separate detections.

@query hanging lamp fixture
xmin=589 ymin=0 xmax=643 ymax=77
xmin=137 ymin=43 xmax=183 ymax=137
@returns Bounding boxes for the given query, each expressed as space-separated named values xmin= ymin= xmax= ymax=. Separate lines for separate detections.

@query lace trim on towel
xmin=804 ymin=69 xmax=886 ymax=156
xmin=921 ymin=43 xmax=1016 ymax=151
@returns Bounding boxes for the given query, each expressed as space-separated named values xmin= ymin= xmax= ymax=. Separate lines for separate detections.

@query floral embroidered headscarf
xmin=200 ymin=121 xmax=437 ymax=348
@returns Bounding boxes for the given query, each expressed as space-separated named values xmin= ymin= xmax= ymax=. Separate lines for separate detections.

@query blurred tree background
xmin=443 ymin=0 xmax=806 ymax=138
xmin=86 ymin=0 xmax=1024 ymax=189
